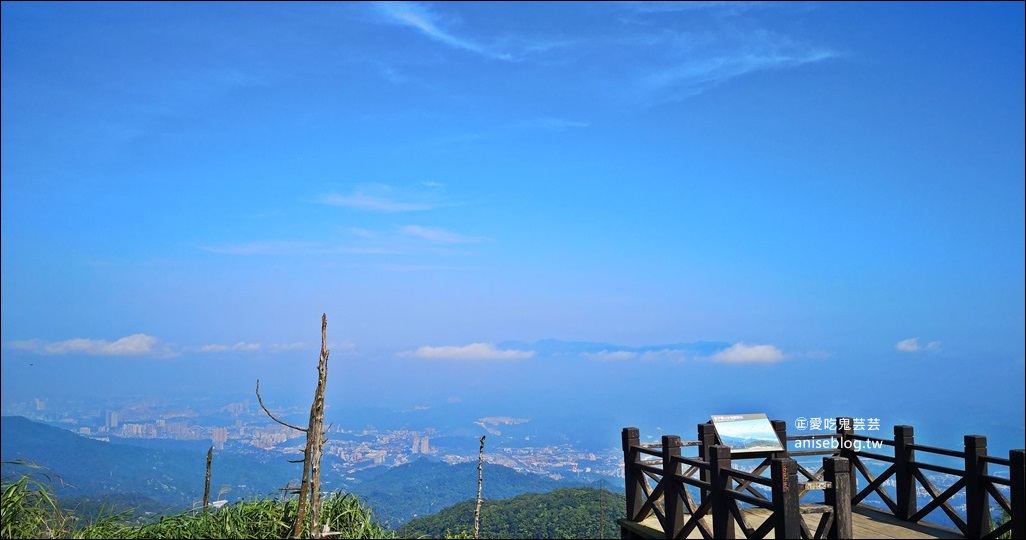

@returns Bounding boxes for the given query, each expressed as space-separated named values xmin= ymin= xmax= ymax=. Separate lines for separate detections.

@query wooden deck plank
xmin=619 ymin=504 xmax=965 ymax=539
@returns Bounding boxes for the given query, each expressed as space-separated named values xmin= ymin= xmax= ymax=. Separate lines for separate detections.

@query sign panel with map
xmin=710 ymin=413 xmax=784 ymax=454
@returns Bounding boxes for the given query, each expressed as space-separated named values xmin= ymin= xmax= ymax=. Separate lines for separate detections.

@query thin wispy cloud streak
xmin=321 ymin=192 xmax=438 ymax=212
xmin=400 ymin=225 xmax=484 ymax=244
xmin=374 ymin=2 xmax=514 ymax=61
xmin=618 ymin=1 xmax=768 ymax=16
xmin=641 ymin=39 xmax=836 ymax=101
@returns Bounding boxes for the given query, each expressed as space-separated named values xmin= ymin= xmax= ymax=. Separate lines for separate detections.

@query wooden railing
xmin=621 ymin=420 xmax=1026 ymax=539
xmin=833 ymin=419 xmax=1025 ymax=539
xmin=622 ymin=428 xmax=852 ymax=539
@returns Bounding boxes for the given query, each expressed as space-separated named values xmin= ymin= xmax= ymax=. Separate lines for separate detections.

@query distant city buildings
xmin=211 ymin=427 xmax=229 ymax=450
xmin=412 ymin=435 xmax=430 ymax=454
xmin=5 ymin=397 xmax=625 ymax=483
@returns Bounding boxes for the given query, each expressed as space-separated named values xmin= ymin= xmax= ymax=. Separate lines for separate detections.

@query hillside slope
xmin=0 ymin=415 xmax=293 ymax=507
xmin=347 ymin=457 xmax=583 ymax=528
xmin=398 ymin=486 xmax=625 ymax=539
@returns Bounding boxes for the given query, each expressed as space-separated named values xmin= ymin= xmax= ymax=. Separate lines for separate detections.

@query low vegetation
xmin=1 ymin=466 xmax=391 ymax=540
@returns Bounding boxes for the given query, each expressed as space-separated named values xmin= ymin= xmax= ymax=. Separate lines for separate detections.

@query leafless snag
xmin=256 ymin=313 xmax=331 ymax=539
xmin=475 ymin=435 xmax=486 ymax=540
xmin=203 ymin=446 xmax=213 ymax=514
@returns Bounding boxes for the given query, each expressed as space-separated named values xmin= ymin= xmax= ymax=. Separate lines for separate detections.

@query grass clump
xmin=2 ymin=462 xmax=391 ymax=539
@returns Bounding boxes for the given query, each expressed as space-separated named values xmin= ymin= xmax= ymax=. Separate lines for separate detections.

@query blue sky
xmin=2 ymin=2 xmax=1024 ymax=444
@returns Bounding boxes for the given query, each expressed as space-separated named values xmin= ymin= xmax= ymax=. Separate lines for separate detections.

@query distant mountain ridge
xmin=1 ymin=416 xmax=593 ymax=529
xmin=0 ymin=415 xmax=294 ymax=508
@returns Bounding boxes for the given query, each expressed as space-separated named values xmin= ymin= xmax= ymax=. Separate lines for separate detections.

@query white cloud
xmin=618 ymin=1 xmax=766 ymax=16
xmin=321 ymin=192 xmax=437 ymax=212
xmin=269 ymin=342 xmax=306 ymax=352
xmin=198 ymin=341 xmax=312 ymax=353
xmin=582 ymin=350 xmax=638 ymax=361
xmin=640 ymin=349 xmax=687 ymax=362
xmin=411 ymin=343 xmax=535 ymax=360
xmin=400 ymin=225 xmax=483 ymax=244
xmin=199 ymin=342 xmax=261 ymax=352
xmin=712 ymin=343 xmax=784 ymax=363
xmin=635 ymin=25 xmax=838 ymax=102
xmin=895 ymin=338 xmax=942 ymax=353
xmin=895 ymin=338 xmax=920 ymax=352
xmin=9 ymin=334 xmax=160 ymax=357
xmin=374 ymin=2 xmax=514 ymax=61
xmin=646 ymin=47 xmax=835 ymax=101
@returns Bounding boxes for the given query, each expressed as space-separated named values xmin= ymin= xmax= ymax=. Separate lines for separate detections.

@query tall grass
xmin=1 ymin=472 xmax=70 ymax=538
xmin=2 ymin=463 xmax=392 ymax=539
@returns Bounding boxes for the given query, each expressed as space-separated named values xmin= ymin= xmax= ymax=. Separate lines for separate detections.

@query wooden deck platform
xmin=619 ymin=504 xmax=964 ymax=539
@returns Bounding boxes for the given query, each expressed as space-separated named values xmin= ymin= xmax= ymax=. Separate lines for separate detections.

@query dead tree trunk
xmin=203 ymin=446 xmax=213 ymax=514
xmin=307 ymin=314 xmax=330 ymax=538
xmin=256 ymin=313 xmax=331 ymax=539
xmin=475 ymin=435 xmax=486 ymax=540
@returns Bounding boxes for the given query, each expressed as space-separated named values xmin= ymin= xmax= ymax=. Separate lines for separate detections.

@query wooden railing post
xmin=836 ymin=417 xmax=856 ymax=499
xmin=1011 ymin=449 xmax=1025 ymax=540
xmin=709 ymin=444 xmax=735 ymax=539
xmin=662 ymin=435 xmax=683 ymax=539
xmin=698 ymin=422 xmax=718 ymax=505
xmin=771 ymin=419 xmax=788 ymax=459
xmin=824 ymin=457 xmax=852 ymax=539
xmin=771 ymin=458 xmax=802 ymax=539
xmin=893 ymin=425 xmax=916 ymax=520
xmin=964 ymin=434 xmax=990 ymax=538
xmin=622 ymin=427 xmax=645 ymax=522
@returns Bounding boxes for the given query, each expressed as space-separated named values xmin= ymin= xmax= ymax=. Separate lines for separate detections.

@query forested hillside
xmin=0 ymin=416 xmax=293 ymax=507
xmin=398 ymin=487 xmax=625 ymax=539
xmin=350 ymin=457 xmax=582 ymax=528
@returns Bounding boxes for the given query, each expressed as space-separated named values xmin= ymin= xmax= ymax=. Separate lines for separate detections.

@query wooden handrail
xmin=623 ymin=422 xmax=1023 ymax=539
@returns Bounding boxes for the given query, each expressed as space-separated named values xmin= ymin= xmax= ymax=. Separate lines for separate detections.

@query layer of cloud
xmin=712 ymin=343 xmax=785 ymax=363
xmin=895 ymin=338 xmax=942 ymax=353
xmin=638 ymin=349 xmax=688 ymax=362
xmin=9 ymin=334 xmax=161 ymax=357
xmin=411 ymin=343 xmax=535 ymax=360
xmin=582 ymin=350 xmax=638 ymax=361
xmin=197 ymin=341 xmax=312 ymax=353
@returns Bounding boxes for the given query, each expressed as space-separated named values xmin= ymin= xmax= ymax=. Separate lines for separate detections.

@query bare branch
xmin=255 ymin=379 xmax=307 ymax=432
